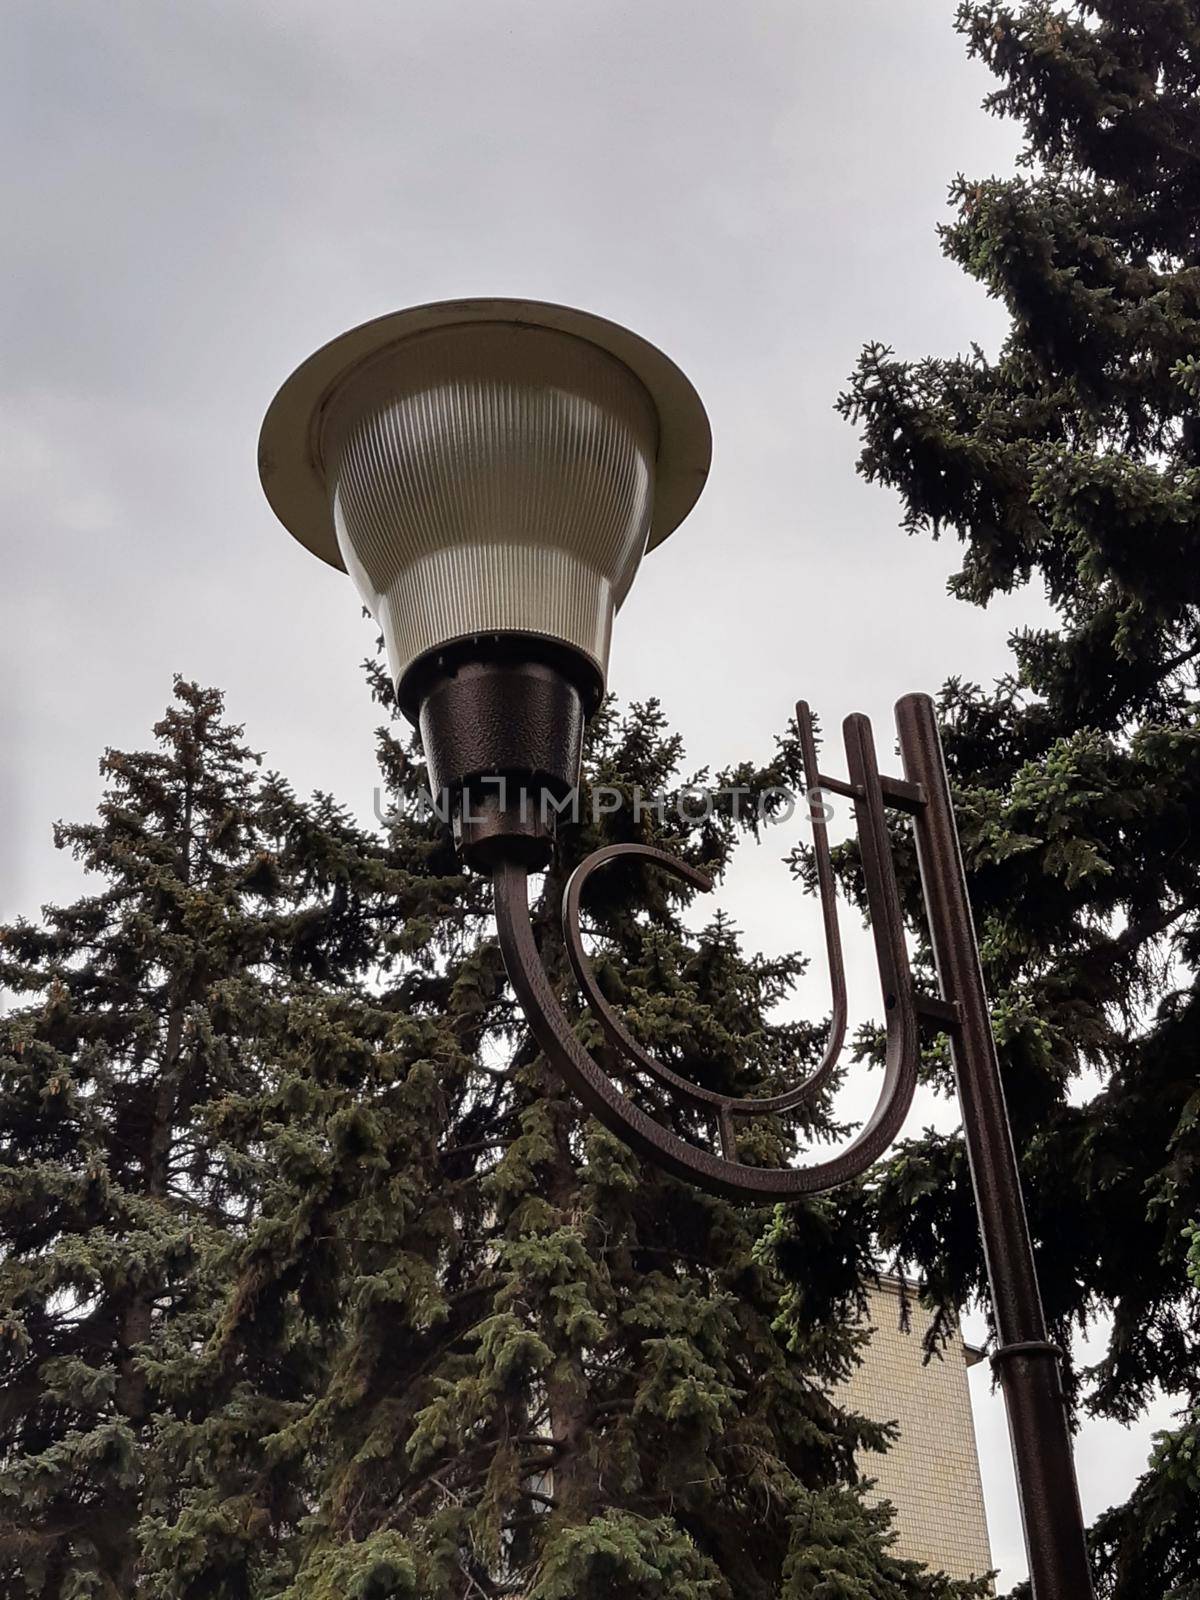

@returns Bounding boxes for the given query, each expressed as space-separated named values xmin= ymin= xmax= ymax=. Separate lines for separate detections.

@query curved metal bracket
xmin=492 ymin=703 xmax=920 ymax=1201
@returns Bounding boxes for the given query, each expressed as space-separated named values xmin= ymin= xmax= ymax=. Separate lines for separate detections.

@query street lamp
xmin=260 ymin=299 xmax=1094 ymax=1600
xmin=259 ymin=298 xmax=710 ymax=866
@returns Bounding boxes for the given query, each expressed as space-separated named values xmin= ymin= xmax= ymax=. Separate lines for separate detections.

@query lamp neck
xmin=406 ymin=645 xmax=595 ymax=871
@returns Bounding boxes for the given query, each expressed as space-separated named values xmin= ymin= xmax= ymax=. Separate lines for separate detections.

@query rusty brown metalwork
xmin=494 ymin=700 xmax=920 ymax=1198
xmin=491 ymin=691 xmax=1094 ymax=1600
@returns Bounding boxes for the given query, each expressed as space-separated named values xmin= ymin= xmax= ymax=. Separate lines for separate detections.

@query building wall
xmin=835 ymin=1280 xmax=994 ymax=1584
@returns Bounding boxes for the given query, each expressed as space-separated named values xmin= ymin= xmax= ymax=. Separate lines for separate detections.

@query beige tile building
xmin=836 ymin=1278 xmax=994 ymax=1585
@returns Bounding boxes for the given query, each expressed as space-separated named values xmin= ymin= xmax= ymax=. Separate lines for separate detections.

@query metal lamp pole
xmin=897 ymin=696 xmax=1094 ymax=1599
xmin=259 ymin=299 xmax=1095 ymax=1598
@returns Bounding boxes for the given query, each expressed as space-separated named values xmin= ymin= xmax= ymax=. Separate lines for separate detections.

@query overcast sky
xmin=2 ymin=1 xmax=1179 ymax=1586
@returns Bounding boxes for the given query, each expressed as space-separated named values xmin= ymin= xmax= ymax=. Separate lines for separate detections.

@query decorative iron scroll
xmin=492 ymin=702 xmax=926 ymax=1201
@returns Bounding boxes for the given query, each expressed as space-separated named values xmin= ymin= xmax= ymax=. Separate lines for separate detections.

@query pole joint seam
xmin=990 ymin=1339 xmax=1064 ymax=1369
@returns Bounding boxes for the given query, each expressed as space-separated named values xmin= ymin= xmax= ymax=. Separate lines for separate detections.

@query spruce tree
xmin=837 ymin=4 xmax=1200 ymax=1593
xmin=247 ymin=669 xmax=988 ymax=1600
xmin=0 ymin=679 xmax=422 ymax=1596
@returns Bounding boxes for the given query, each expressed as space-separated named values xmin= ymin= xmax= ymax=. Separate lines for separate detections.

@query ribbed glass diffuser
xmin=325 ymin=323 xmax=656 ymax=704
xmin=259 ymin=299 xmax=711 ymax=715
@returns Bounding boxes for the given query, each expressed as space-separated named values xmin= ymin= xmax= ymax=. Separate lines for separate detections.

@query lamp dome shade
xmin=258 ymin=299 xmax=711 ymax=711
